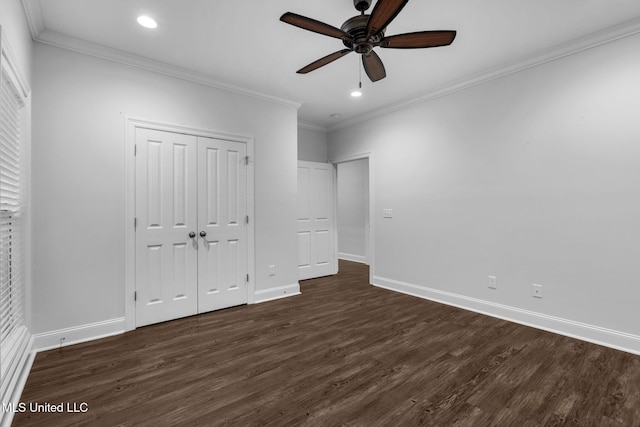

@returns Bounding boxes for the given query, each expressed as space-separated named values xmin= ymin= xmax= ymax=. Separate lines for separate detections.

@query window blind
xmin=0 ymin=50 xmax=28 ymax=397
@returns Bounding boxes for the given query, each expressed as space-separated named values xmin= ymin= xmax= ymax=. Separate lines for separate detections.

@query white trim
xmin=20 ymin=0 xmax=302 ymax=108
xmin=19 ymin=0 xmax=45 ymax=40
xmin=332 ymin=163 xmax=339 ymax=275
xmin=0 ymin=30 xmax=32 ymax=426
xmin=31 ymin=318 xmax=125 ymax=353
xmin=124 ymin=117 xmax=256 ymax=331
xmin=20 ymin=0 xmax=303 ymax=109
xmin=33 ymin=29 xmax=302 ymax=110
xmin=329 ymin=152 xmax=375 ymax=284
xmin=0 ymin=330 xmax=31 ymax=405
xmin=19 ymin=0 xmax=640 ymax=132
xmin=298 ymin=122 xmax=327 ymax=133
xmin=0 ymin=339 xmax=34 ymax=427
xmin=253 ymin=284 xmax=301 ymax=304
xmin=246 ymin=132 xmax=256 ymax=304
xmin=124 ymin=118 xmax=136 ymax=331
xmin=373 ymin=275 xmax=640 ymax=356
xmin=338 ymin=252 xmax=367 ymax=264
xmin=327 ymin=17 xmax=640 ymax=132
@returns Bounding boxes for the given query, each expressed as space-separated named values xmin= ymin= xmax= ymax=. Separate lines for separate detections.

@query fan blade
xmin=280 ymin=12 xmax=353 ymax=41
xmin=362 ymin=51 xmax=386 ymax=82
xmin=366 ymin=0 xmax=409 ymax=36
xmin=380 ymin=30 xmax=456 ymax=49
xmin=297 ymin=49 xmax=353 ymax=74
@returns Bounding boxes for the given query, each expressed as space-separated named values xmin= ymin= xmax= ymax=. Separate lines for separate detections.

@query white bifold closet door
xmin=135 ymin=128 xmax=247 ymax=327
xmin=297 ymin=161 xmax=337 ymax=280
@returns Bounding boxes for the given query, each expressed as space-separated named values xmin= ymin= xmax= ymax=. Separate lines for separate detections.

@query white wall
xmin=31 ymin=43 xmax=299 ymax=335
xmin=337 ymin=159 xmax=368 ymax=264
xmin=298 ymin=125 xmax=328 ymax=162
xmin=329 ymin=33 xmax=640 ymax=352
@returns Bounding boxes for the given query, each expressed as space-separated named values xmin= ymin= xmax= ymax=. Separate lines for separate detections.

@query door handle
xmin=189 ymin=232 xmax=196 ymax=238
xmin=200 ymin=231 xmax=207 ymax=237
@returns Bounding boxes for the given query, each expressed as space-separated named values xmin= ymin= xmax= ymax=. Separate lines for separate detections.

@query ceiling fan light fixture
xmin=137 ymin=15 xmax=158 ymax=29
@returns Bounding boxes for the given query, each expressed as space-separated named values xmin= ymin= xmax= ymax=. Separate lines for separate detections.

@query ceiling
xmin=23 ymin=0 xmax=640 ymax=131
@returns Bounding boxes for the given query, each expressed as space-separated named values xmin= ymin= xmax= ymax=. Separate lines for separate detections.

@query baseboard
xmin=31 ymin=318 xmax=126 ymax=353
xmin=373 ymin=275 xmax=640 ymax=356
xmin=253 ymin=283 xmax=301 ymax=304
xmin=338 ymin=252 xmax=368 ymax=264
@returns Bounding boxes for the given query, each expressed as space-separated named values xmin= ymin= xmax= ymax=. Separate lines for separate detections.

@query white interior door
xmin=135 ymin=129 xmax=249 ymax=327
xmin=197 ymin=137 xmax=248 ymax=312
xmin=297 ymin=161 xmax=337 ymax=280
xmin=135 ymin=128 xmax=199 ymax=327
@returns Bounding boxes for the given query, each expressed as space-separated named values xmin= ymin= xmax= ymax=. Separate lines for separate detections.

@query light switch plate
xmin=383 ymin=209 xmax=393 ymax=218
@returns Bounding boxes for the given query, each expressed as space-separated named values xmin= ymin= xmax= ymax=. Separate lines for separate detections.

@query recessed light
xmin=350 ymin=90 xmax=362 ymax=98
xmin=137 ymin=15 xmax=158 ymax=29
xmin=330 ymin=114 xmax=342 ymax=119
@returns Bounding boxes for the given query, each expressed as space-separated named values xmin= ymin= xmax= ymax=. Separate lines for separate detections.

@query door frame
xmin=124 ymin=117 xmax=255 ymax=331
xmin=329 ymin=152 xmax=375 ymax=285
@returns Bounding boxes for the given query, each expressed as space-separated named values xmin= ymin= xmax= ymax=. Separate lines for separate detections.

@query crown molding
xmin=20 ymin=0 xmax=44 ymax=40
xmin=31 ymin=28 xmax=303 ymax=109
xmin=20 ymin=0 xmax=640 ymax=130
xmin=298 ymin=121 xmax=328 ymax=133
xmin=20 ymin=0 xmax=302 ymax=108
xmin=327 ymin=16 xmax=640 ymax=133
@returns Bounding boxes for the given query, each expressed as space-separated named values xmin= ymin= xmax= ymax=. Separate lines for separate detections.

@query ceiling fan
xmin=280 ymin=0 xmax=457 ymax=82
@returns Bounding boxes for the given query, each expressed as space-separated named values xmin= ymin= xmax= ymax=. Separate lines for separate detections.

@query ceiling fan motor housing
xmin=341 ymin=15 xmax=384 ymax=55
xmin=353 ymin=0 xmax=372 ymax=12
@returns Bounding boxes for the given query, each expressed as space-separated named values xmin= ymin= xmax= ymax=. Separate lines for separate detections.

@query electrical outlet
xmin=268 ymin=265 xmax=276 ymax=276
xmin=488 ymin=276 xmax=497 ymax=289
xmin=532 ymin=284 xmax=543 ymax=298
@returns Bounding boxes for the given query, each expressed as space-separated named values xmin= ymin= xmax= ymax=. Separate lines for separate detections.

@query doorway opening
xmin=331 ymin=153 xmax=374 ymax=284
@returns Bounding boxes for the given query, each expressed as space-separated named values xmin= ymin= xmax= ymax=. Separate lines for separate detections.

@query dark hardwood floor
xmin=13 ymin=261 xmax=640 ymax=426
